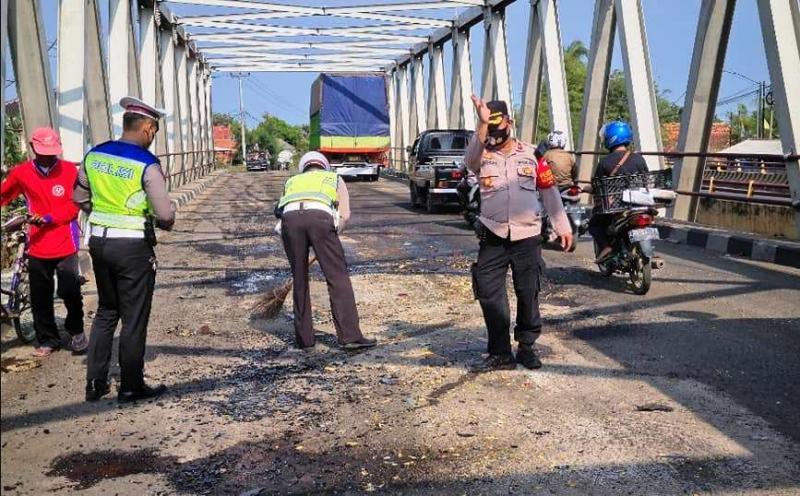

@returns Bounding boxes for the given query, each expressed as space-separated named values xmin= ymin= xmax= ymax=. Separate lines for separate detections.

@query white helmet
xmin=546 ymin=130 xmax=568 ymax=150
xmin=298 ymin=151 xmax=331 ymax=172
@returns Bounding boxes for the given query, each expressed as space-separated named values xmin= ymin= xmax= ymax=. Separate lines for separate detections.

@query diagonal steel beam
xmin=576 ymin=0 xmax=614 ymax=184
xmin=408 ymin=54 xmax=426 ymax=136
xmin=757 ymin=0 xmax=800 ymax=232
xmin=58 ymin=0 xmax=85 ymax=161
xmin=672 ymin=0 xmax=736 ymax=221
xmin=426 ymin=42 xmax=447 ymax=128
xmin=518 ymin=0 xmax=543 ymax=142
xmin=615 ymin=0 xmax=663 ymax=170
xmin=85 ymin=0 xmax=112 ymax=144
xmin=8 ymin=0 xmax=56 ymax=137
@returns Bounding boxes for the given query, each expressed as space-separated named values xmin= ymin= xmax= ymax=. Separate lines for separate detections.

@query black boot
xmin=516 ymin=345 xmax=542 ymax=370
xmin=341 ymin=337 xmax=377 ymax=350
xmin=472 ymin=353 xmax=517 ymax=372
xmin=118 ymin=383 xmax=167 ymax=404
xmin=85 ymin=379 xmax=110 ymax=402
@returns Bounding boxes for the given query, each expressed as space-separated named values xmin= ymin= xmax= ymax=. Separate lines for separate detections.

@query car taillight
xmin=438 ymin=180 xmax=448 ymax=188
xmin=631 ymin=214 xmax=652 ymax=227
xmin=451 ymin=170 xmax=462 ymax=179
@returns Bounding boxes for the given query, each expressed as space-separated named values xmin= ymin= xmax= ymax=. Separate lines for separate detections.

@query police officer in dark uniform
xmin=465 ymin=96 xmax=573 ymax=371
xmin=74 ymin=97 xmax=175 ymax=402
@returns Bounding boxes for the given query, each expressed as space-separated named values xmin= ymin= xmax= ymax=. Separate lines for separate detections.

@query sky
xmin=4 ymin=0 xmax=772 ymax=129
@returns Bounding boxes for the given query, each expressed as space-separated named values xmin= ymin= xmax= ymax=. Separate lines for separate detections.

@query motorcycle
xmin=591 ymin=171 xmax=676 ymax=295
xmin=542 ymin=184 xmax=588 ymax=252
xmin=456 ymin=164 xmax=480 ymax=229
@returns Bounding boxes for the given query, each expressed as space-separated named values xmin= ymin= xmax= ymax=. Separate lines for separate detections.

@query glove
xmin=536 ymin=157 xmax=556 ymax=189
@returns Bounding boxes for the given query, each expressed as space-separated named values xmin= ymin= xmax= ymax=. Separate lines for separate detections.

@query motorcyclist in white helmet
xmin=543 ymin=130 xmax=577 ymax=190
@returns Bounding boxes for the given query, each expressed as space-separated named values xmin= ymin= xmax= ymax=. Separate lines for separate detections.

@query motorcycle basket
xmin=592 ymin=169 xmax=673 ymax=214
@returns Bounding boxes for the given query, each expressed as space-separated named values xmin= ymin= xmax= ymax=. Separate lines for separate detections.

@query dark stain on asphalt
xmin=423 ymin=372 xmax=480 ymax=408
xmin=46 ymin=448 xmax=178 ymax=489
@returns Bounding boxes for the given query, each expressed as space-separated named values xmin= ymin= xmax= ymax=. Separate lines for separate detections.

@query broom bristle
xmin=252 ymin=258 xmax=316 ymax=320
xmin=251 ymin=278 xmax=293 ymax=319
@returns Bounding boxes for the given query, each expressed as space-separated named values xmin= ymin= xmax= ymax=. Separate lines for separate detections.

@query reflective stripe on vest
xmin=278 ymin=170 xmax=339 ymax=208
xmin=84 ymin=150 xmax=151 ymax=230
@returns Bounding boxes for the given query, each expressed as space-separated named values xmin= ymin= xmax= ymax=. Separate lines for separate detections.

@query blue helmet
xmin=600 ymin=121 xmax=633 ymax=150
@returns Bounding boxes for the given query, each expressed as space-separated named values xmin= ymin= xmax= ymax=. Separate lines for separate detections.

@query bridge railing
xmin=158 ymin=149 xmax=217 ymax=192
xmin=385 ymin=147 xmax=798 ymax=208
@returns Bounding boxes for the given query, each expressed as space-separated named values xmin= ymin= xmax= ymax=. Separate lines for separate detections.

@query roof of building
xmin=718 ymin=139 xmax=783 ymax=155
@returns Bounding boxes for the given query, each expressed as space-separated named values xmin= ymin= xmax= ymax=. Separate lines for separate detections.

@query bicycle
xmin=1 ymin=215 xmax=36 ymax=343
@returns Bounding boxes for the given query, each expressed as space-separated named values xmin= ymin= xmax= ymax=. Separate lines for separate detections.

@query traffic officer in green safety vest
xmin=73 ymin=96 xmax=176 ymax=403
xmin=276 ymin=151 xmax=376 ymax=350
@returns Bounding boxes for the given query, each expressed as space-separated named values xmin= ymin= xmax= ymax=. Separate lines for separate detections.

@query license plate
xmin=629 ymin=227 xmax=659 ymax=242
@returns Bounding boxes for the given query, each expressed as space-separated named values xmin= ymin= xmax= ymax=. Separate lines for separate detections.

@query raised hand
xmin=471 ymin=95 xmax=491 ymax=124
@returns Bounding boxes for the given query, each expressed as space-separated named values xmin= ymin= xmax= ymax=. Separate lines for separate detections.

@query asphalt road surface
xmin=1 ymin=170 xmax=798 ymax=495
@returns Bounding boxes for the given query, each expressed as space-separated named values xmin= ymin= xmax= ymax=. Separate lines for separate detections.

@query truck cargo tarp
xmin=310 ymin=73 xmax=390 ymax=153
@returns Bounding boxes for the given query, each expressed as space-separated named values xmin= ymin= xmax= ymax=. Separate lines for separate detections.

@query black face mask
xmin=485 ymin=125 xmax=511 ymax=149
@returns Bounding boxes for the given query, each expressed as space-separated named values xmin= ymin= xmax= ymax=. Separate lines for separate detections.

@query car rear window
xmin=423 ymin=132 xmax=473 ymax=151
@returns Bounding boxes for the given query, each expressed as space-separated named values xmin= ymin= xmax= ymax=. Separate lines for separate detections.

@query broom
xmin=251 ymin=256 xmax=317 ymax=319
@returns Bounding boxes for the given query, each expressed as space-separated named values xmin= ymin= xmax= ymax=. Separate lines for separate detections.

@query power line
xmin=716 ymin=84 xmax=760 ymax=107
xmin=246 ymin=78 xmax=307 ymax=116
xmin=245 ymin=80 xmax=302 ymax=116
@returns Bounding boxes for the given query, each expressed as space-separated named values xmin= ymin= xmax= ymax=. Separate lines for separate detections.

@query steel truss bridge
xmin=2 ymin=0 xmax=799 ymax=229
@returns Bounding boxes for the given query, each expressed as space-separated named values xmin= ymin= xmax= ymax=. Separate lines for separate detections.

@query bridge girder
xmin=4 ymin=0 xmax=799 ymax=236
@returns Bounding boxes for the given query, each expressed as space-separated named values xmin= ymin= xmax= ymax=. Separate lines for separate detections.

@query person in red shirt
xmin=1 ymin=127 xmax=86 ymax=356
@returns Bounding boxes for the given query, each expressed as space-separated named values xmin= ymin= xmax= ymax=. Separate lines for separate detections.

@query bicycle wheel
xmin=12 ymin=257 xmax=35 ymax=343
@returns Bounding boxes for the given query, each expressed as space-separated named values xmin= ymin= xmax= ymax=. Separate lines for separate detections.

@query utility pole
xmin=757 ymin=81 xmax=764 ymax=139
xmin=230 ymin=72 xmax=249 ymax=166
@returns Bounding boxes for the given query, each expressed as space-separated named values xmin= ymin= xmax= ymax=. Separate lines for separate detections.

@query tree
xmin=248 ymin=114 xmax=308 ymax=165
xmin=3 ymin=112 xmax=26 ymax=175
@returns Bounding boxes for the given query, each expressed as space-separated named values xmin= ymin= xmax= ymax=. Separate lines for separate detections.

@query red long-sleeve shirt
xmin=1 ymin=159 xmax=81 ymax=259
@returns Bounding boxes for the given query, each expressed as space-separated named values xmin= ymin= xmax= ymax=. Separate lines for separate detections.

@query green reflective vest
xmin=279 ymin=170 xmax=339 ymax=208
xmin=84 ymin=149 xmax=152 ymax=230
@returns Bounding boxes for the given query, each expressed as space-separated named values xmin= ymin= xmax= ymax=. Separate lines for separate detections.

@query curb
xmin=169 ymin=170 xmax=225 ymax=208
xmin=656 ymin=222 xmax=800 ymax=269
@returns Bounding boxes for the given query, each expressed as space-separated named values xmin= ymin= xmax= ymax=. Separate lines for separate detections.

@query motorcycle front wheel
xmin=629 ymin=246 xmax=652 ymax=295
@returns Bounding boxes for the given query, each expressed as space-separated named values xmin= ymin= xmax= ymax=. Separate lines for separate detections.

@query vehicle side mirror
xmin=406 ymin=145 xmax=413 ymax=153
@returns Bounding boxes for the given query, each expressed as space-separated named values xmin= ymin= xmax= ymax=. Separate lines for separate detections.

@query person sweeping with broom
xmin=258 ymin=151 xmax=376 ymax=350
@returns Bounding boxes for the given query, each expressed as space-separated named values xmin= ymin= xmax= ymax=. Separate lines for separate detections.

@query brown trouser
xmin=281 ymin=209 xmax=363 ymax=347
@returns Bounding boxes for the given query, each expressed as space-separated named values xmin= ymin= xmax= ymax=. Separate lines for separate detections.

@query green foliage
xmin=2 ymin=112 xmax=28 ymax=216
xmin=3 ymin=112 xmax=26 ymax=174
xmin=247 ymin=114 xmax=309 ymax=165
xmin=525 ymin=41 xmax=684 ymax=149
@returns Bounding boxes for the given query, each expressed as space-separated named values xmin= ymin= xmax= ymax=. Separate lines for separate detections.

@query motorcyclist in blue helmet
xmin=589 ymin=121 xmax=650 ymax=261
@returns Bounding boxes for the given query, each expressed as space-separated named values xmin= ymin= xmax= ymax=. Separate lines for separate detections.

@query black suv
xmin=408 ymin=129 xmax=473 ymax=213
